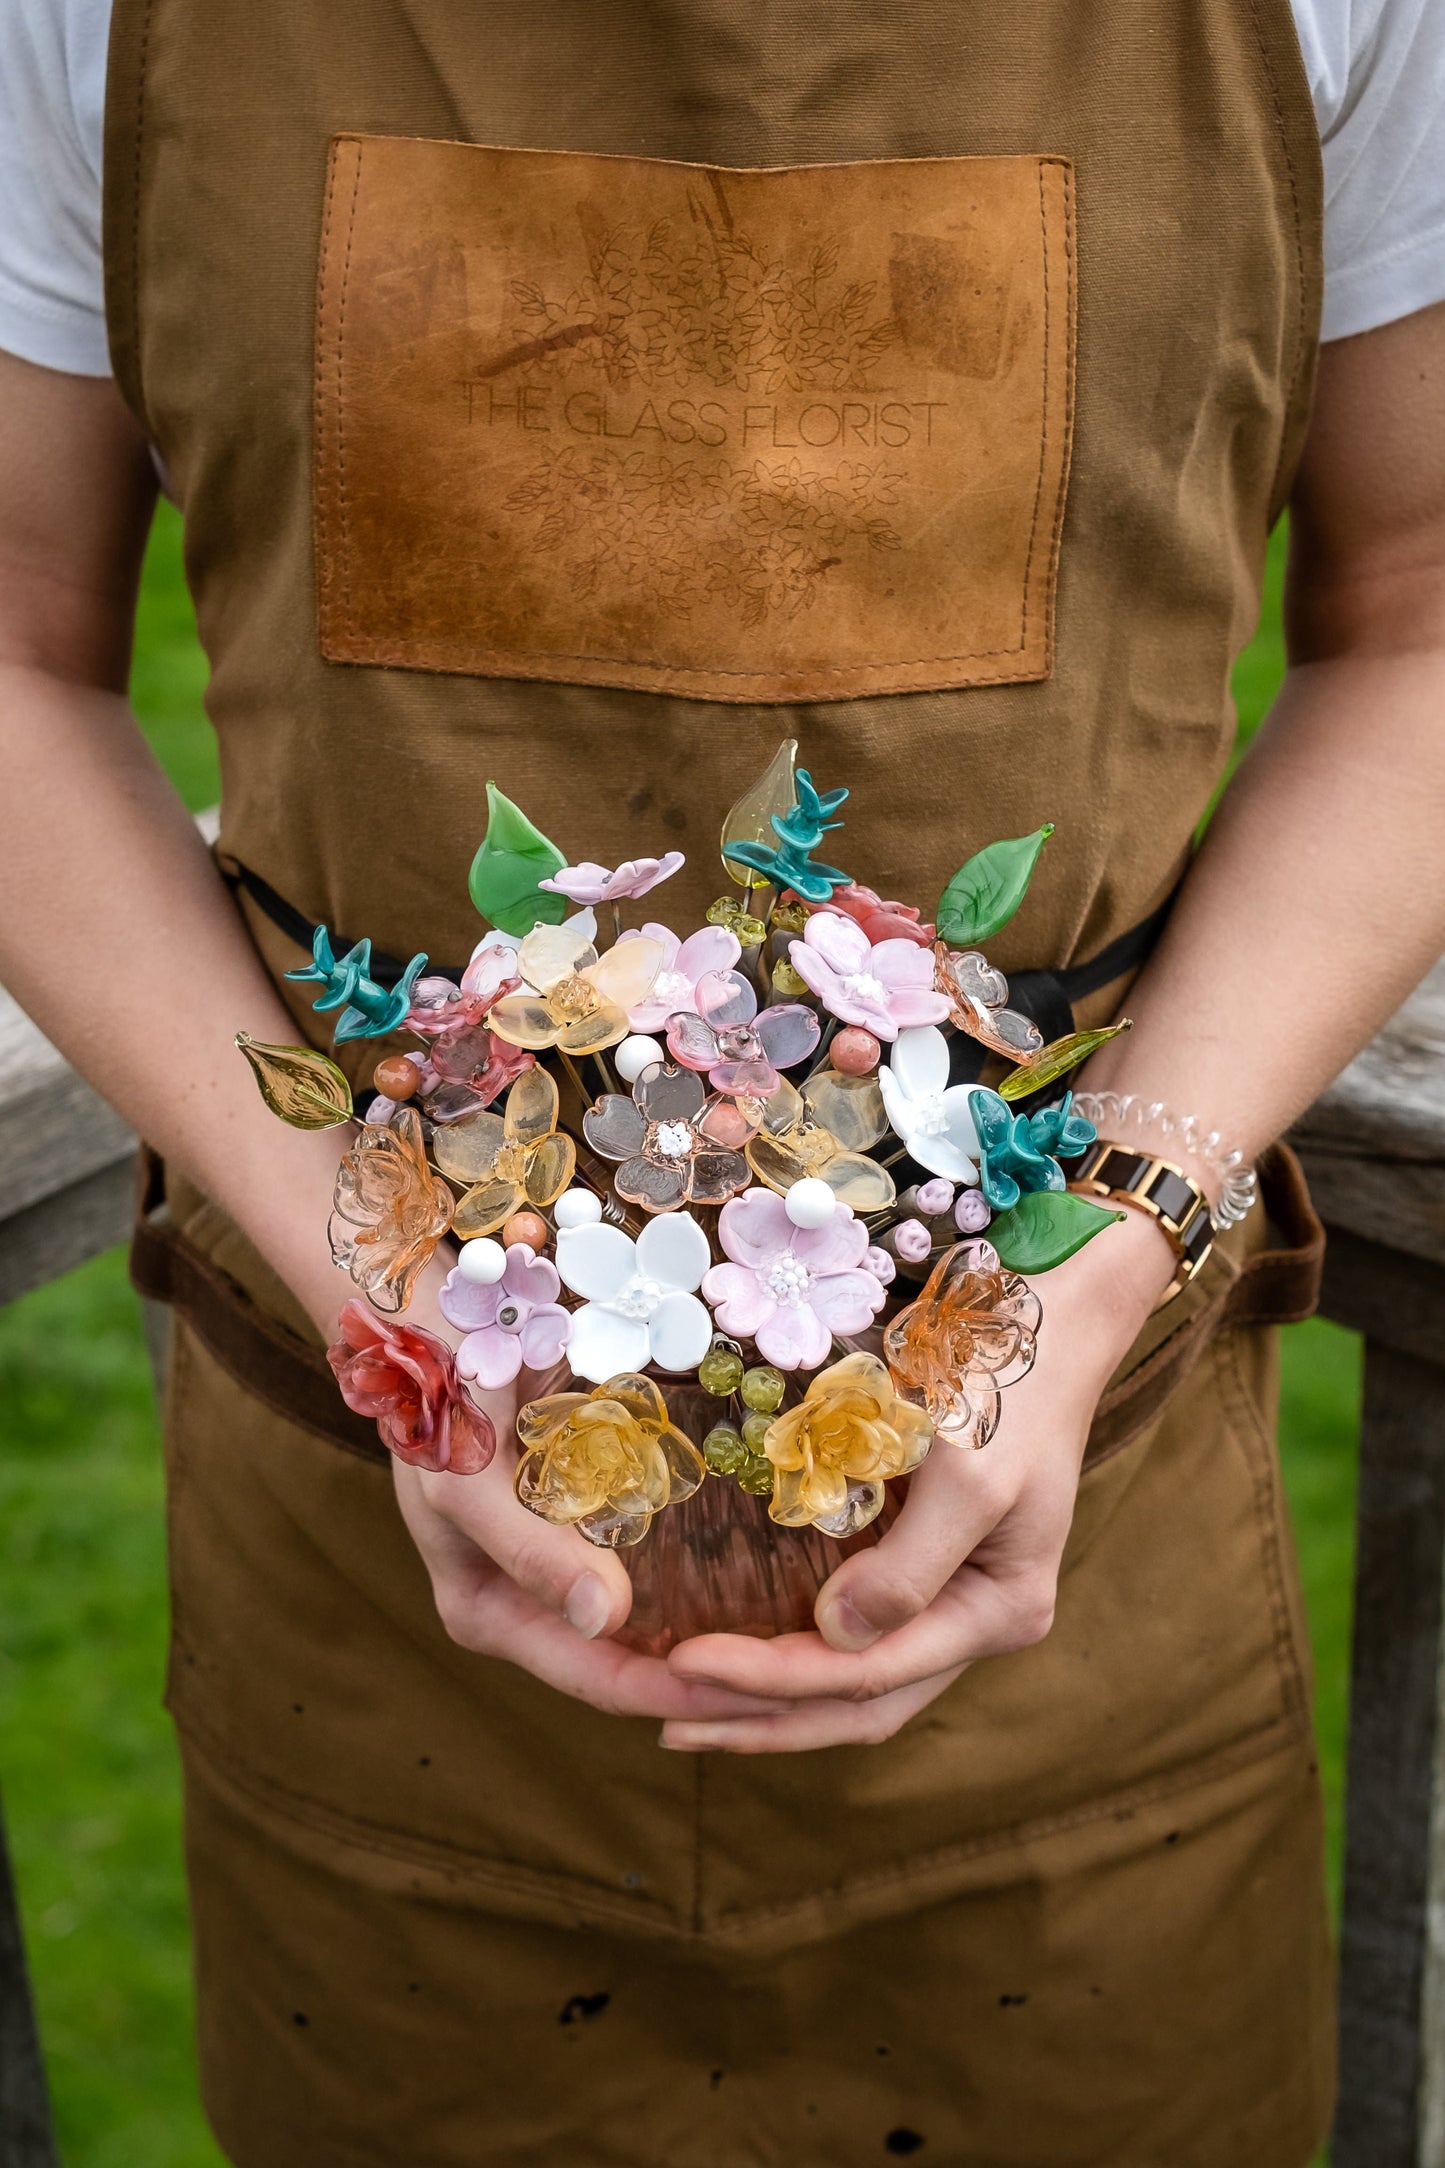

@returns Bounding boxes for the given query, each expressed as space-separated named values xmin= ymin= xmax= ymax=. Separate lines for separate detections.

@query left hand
xmin=661 ymin=1210 xmax=1177 ymax=1752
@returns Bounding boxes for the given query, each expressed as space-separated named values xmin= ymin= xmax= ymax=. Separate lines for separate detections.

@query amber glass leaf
xmin=721 ymin=737 xmax=798 ymax=887
xmin=236 ymin=1033 xmax=353 ymax=1129
xmin=997 ymin=1021 xmax=1133 ymax=1101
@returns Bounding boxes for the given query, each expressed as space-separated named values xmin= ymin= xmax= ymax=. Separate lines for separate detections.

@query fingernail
xmin=564 ymin=1572 xmax=611 ymax=1640
xmin=819 ymin=1594 xmax=882 ymax=1652
xmin=662 ymin=1731 xmax=722 ymax=1752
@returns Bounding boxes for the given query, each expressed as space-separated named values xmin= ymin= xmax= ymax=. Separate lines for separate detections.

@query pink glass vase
xmin=523 ymin=1363 xmax=900 ymax=1658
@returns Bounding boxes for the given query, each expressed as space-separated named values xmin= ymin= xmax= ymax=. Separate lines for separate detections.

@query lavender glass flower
xmin=438 ymin=1243 xmax=572 ymax=1391
xmin=539 ymin=853 xmax=685 ymax=905
xmin=665 ymin=968 xmax=820 ymax=1099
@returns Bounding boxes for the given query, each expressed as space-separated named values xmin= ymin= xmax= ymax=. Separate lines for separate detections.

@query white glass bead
xmin=554 ymin=1187 xmax=604 ymax=1229
xmin=457 ymin=1236 xmax=508 ymax=1284
xmin=615 ymin=1034 xmax=665 ymax=1084
xmin=785 ymin=1176 xmax=836 ymax=1229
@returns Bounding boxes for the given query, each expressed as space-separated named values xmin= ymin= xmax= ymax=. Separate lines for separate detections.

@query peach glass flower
xmin=514 ymin=1372 xmax=706 ymax=1548
xmin=883 ymin=1239 xmax=1042 ymax=1448
xmin=583 ymin=1060 xmax=758 ymax=1212
xmin=488 ymin=920 xmax=664 ymax=1055
xmin=328 ymin=1105 xmax=455 ymax=1313
xmin=934 ymin=944 xmax=1044 ymax=1063
xmin=763 ymin=1351 xmax=934 ymax=1536
xmin=430 ymin=1066 xmax=577 ymax=1239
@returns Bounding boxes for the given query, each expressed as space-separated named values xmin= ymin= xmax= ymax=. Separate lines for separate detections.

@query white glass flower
xmin=877 ymin=1025 xmax=981 ymax=1183
xmin=554 ymin=1213 xmax=714 ymax=1383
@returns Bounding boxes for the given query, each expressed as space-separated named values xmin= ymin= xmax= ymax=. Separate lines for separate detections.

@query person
xmin=1 ymin=0 xmax=1443 ymax=2160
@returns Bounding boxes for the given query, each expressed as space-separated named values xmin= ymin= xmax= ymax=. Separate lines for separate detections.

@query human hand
xmin=660 ymin=1211 xmax=1177 ymax=1752
xmin=388 ymin=1274 xmax=775 ymax=1726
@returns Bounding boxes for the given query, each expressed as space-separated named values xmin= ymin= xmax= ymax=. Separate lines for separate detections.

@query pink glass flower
xmin=701 ymin=1187 xmax=889 ymax=1371
xmin=540 ymin=853 xmax=685 ymax=905
xmin=666 ymin=968 xmax=820 ymax=1098
xmin=786 ymin=915 xmax=951 ymax=1043
xmin=621 ymin=922 xmax=742 ymax=1032
xmin=326 ymin=1298 xmax=496 ymax=1474
xmin=406 ymin=935 xmax=523 ymax=1039
xmin=422 ymin=1018 xmax=535 ymax=1124
xmin=438 ymin=1243 xmax=572 ymax=1390
xmin=814 ymin=883 xmax=936 ymax=949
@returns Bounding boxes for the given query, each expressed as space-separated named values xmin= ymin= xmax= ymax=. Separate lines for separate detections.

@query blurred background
xmin=0 ymin=510 xmax=1360 ymax=2166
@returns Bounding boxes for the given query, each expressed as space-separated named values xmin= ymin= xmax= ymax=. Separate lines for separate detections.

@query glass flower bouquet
xmin=238 ymin=742 xmax=1128 ymax=1649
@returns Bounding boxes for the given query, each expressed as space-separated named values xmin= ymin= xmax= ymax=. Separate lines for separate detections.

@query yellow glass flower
xmin=514 ymin=1373 xmax=706 ymax=1548
xmin=763 ymin=1351 xmax=934 ymax=1535
xmin=431 ymin=1066 xmax=577 ymax=1238
xmin=745 ymin=1069 xmax=897 ymax=1212
xmin=328 ymin=1105 xmax=454 ymax=1313
xmin=488 ymin=922 xmax=664 ymax=1055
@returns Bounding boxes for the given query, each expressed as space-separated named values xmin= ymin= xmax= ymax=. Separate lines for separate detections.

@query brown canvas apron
xmin=104 ymin=1 xmax=1333 ymax=2160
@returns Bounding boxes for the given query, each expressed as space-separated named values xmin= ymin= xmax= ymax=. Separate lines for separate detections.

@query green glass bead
xmin=703 ymin=1424 xmax=748 ymax=1476
xmin=698 ymin=1346 xmax=746 ymax=1396
xmin=705 ymin=895 xmax=742 ymax=928
xmin=741 ymin=1410 xmax=772 ymax=1451
xmin=740 ymin=1365 xmax=785 ymax=1415
xmin=770 ymin=959 xmax=809 ymax=997
xmin=734 ymin=913 xmax=768 ymax=949
xmin=737 ymin=1453 xmax=776 ymax=1496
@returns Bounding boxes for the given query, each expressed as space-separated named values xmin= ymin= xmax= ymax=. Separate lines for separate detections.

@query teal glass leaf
xmin=989 ymin=1190 xmax=1124 ymax=1275
xmin=468 ymin=781 xmax=568 ymax=936
xmin=937 ymin=824 xmax=1054 ymax=948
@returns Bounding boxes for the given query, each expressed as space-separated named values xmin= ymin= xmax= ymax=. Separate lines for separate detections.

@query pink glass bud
xmin=831 ymin=1026 xmax=882 ymax=1075
xmin=915 ymin=1178 xmax=956 ymax=1218
xmin=864 ymin=1244 xmax=897 ymax=1286
xmin=893 ymin=1218 xmax=932 ymax=1262
xmin=955 ymin=1189 xmax=993 ymax=1234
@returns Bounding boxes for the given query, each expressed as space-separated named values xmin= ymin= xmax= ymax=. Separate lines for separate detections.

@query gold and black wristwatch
xmin=1068 ymin=1142 xmax=1216 ymax=1306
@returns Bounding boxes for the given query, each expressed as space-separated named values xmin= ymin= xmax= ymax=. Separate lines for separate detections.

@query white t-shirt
xmin=2 ymin=0 xmax=1444 ymax=377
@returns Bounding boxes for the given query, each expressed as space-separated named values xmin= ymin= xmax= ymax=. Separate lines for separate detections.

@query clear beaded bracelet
xmin=1068 ymin=1092 xmax=1258 ymax=1228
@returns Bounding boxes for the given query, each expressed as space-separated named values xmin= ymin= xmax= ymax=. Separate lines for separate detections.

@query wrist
xmin=1032 ymin=1205 xmax=1177 ymax=1370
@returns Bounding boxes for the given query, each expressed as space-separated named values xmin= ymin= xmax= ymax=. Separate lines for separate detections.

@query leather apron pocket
xmin=313 ymin=136 xmax=1075 ymax=702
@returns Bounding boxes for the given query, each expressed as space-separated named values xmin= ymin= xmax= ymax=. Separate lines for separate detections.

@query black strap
xmin=221 ymin=855 xmax=1178 ymax=1023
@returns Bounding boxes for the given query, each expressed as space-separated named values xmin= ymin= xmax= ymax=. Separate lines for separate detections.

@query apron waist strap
xmin=218 ymin=855 xmax=1179 ymax=1032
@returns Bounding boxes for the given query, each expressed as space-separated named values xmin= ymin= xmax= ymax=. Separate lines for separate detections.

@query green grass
xmin=0 ymin=510 xmax=1357 ymax=2163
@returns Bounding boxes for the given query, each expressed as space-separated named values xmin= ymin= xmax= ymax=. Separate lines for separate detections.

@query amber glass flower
xmin=488 ymin=921 xmax=664 ymax=1055
xmin=745 ymin=1069 xmax=896 ymax=1213
xmin=430 ymin=1066 xmax=577 ymax=1238
xmin=329 ymin=1106 xmax=454 ymax=1312
xmin=883 ymin=1240 xmax=1041 ymax=1448
xmin=514 ymin=1373 xmax=706 ymax=1548
xmin=583 ymin=1061 xmax=756 ymax=1212
xmin=763 ymin=1351 xmax=934 ymax=1535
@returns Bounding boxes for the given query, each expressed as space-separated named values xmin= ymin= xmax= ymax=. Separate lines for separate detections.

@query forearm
xmin=0 ymin=660 xmax=360 ymax=1334
xmin=1079 ymin=645 xmax=1445 ymax=1181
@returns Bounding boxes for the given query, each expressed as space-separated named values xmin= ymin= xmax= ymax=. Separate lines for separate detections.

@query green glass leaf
xmin=468 ymin=781 xmax=569 ymax=936
xmin=997 ymin=1020 xmax=1133 ymax=1102
xmin=988 ymin=1189 xmax=1124 ymax=1274
xmin=936 ymin=824 xmax=1054 ymax=947
xmin=236 ymin=1033 xmax=354 ymax=1129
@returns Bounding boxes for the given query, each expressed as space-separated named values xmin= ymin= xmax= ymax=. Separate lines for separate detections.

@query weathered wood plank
xmin=1293 ymin=959 xmax=1445 ymax=1270
xmin=0 ymin=1793 xmax=59 ymax=2168
xmin=1333 ymin=1336 xmax=1445 ymax=2168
